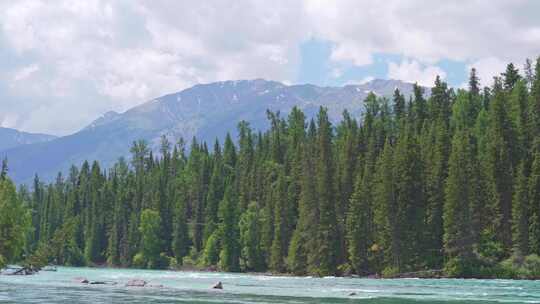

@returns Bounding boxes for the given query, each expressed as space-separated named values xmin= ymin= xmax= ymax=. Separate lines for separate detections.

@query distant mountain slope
xmin=0 ymin=127 xmax=56 ymax=151
xmin=2 ymin=79 xmax=418 ymax=184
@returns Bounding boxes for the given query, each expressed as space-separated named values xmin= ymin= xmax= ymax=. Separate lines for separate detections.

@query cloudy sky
xmin=1 ymin=1 xmax=540 ymax=136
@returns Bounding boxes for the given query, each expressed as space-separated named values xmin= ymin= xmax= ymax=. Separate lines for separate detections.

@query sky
xmin=1 ymin=1 xmax=540 ymax=136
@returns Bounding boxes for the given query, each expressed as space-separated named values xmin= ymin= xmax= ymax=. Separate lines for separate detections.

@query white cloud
xmin=466 ymin=57 xmax=508 ymax=88
xmin=0 ymin=113 xmax=19 ymax=129
xmin=388 ymin=60 xmax=446 ymax=86
xmin=305 ymin=1 xmax=540 ymax=65
xmin=0 ymin=0 xmax=309 ymax=135
xmin=0 ymin=0 xmax=539 ymax=135
xmin=12 ymin=64 xmax=39 ymax=82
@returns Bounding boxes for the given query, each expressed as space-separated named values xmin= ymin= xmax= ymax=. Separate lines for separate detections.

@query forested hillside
xmin=7 ymin=58 xmax=540 ymax=278
xmin=1 ymin=79 xmax=415 ymax=185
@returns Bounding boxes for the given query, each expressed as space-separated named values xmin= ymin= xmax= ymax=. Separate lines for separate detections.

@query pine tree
xmin=530 ymin=57 xmax=540 ymax=137
xmin=239 ymin=202 xmax=263 ymax=271
xmin=393 ymin=89 xmax=406 ymax=120
xmin=423 ymin=120 xmax=448 ymax=268
xmin=486 ymin=79 xmax=516 ymax=252
xmin=469 ymin=68 xmax=481 ymax=98
xmin=269 ymin=168 xmax=289 ymax=272
xmin=314 ymin=107 xmax=339 ymax=276
xmin=237 ymin=121 xmax=254 ymax=211
xmin=218 ymin=186 xmax=240 ymax=272
xmin=288 ymin=142 xmax=317 ymax=275
xmin=335 ymin=110 xmax=358 ymax=265
xmin=413 ymin=84 xmax=428 ymax=133
xmin=512 ymin=162 xmax=529 ymax=256
xmin=502 ymin=63 xmax=521 ymax=91
xmin=374 ymin=139 xmax=396 ymax=272
xmin=393 ymin=124 xmax=425 ymax=270
xmin=529 ymin=144 xmax=540 ymax=255
xmin=0 ymin=158 xmax=7 ymax=181
xmin=172 ymin=181 xmax=189 ymax=265
xmin=443 ymin=130 xmax=476 ymax=275
xmin=509 ymin=80 xmax=530 ymax=162
xmin=204 ymin=141 xmax=224 ymax=243
xmin=346 ymin=155 xmax=374 ymax=275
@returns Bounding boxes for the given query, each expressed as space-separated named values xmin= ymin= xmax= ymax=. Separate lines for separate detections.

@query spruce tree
xmin=218 ymin=186 xmax=240 ymax=272
xmin=502 ymin=63 xmax=521 ymax=91
xmin=529 ymin=144 xmax=540 ymax=255
xmin=393 ymin=89 xmax=406 ymax=120
xmin=443 ymin=130 xmax=476 ymax=274
xmin=314 ymin=107 xmax=338 ymax=276
xmin=486 ymin=79 xmax=515 ymax=252
xmin=512 ymin=162 xmax=529 ymax=256
xmin=239 ymin=202 xmax=263 ymax=271
xmin=346 ymin=155 xmax=374 ymax=275
xmin=288 ymin=142 xmax=317 ymax=275
xmin=373 ymin=139 xmax=396 ymax=272
xmin=269 ymin=168 xmax=289 ymax=272
xmin=172 ymin=181 xmax=189 ymax=265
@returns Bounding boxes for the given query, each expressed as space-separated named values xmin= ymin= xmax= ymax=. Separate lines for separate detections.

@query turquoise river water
xmin=1 ymin=267 xmax=540 ymax=303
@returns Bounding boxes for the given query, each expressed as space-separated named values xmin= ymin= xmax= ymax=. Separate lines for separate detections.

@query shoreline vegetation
xmin=2 ymin=57 xmax=540 ymax=281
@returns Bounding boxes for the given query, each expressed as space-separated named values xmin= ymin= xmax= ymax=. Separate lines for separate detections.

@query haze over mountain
xmin=1 ymin=79 xmax=418 ymax=184
xmin=0 ymin=127 xmax=56 ymax=151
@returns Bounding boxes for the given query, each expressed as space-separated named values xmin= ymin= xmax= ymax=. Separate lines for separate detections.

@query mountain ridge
xmin=2 ymin=78 xmax=421 ymax=184
xmin=0 ymin=127 xmax=57 ymax=152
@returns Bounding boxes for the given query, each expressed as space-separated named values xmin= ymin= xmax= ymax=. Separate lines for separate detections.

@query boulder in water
xmin=126 ymin=279 xmax=147 ymax=287
xmin=212 ymin=281 xmax=223 ymax=289
xmin=74 ymin=277 xmax=89 ymax=284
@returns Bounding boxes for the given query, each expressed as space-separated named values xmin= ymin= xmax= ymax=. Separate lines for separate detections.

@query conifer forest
xmin=3 ymin=58 xmax=540 ymax=279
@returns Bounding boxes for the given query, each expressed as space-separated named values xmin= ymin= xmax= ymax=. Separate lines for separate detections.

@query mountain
xmin=0 ymin=127 xmax=56 ymax=151
xmin=1 ymin=79 xmax=418 ymax=184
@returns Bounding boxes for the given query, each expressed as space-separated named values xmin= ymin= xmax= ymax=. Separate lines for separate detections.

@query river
xmin=1 ymin=267 xmax=539 ymax=303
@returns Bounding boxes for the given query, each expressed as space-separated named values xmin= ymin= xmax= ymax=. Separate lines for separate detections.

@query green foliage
xmin=443 ymin=130 xmax=475 ymax=261
xmin=24 ymin=217 xmax=83 ymax=268
xmin=313 ymin=107 xmax=339 ymax=276
xmin=512 ymin=163 xmax=529 ymax=256
xmin=444 ymin=256 xmax=480 ymax=278
xmin=496 ymin=254 xmax=540 ymax=279
xmin=529 ymin=145 xmax=540 ymax=255
xmin=287 ymin=229 xmax=307 ymax=275
xmin=0 ymin=177 xmax=31 ymax=264
xmin=381 ymin=266 xmax=399 ymax=278
xmin=346 ymin=164 xmax=374 ymax=275
xmin=138 ymin=209 xmax=163 ymax=269
xmin=269 ymin=169 xmax=289 ymax=272
xmin=132 ymin=253 xmax=146 ymax=268
xmin=217 ymin=187 xmax=240 ymax=272
xmin=202 ymin=231 xmax=220 ymax=266
xmin=172 ymin=190 xmax=189 ymax=265
xmin=239 ymin=202 xmax=264 ymax=271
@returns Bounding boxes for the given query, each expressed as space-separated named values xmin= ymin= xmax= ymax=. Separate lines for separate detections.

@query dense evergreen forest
xmin=2 ymin=58 xmax=540 ymax=279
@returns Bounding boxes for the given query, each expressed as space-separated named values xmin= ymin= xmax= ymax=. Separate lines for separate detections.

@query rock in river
xmin=126 ymin=279 xmax=147 ymax=287
xmin=212 ymin=281 xmax=223 ymax=289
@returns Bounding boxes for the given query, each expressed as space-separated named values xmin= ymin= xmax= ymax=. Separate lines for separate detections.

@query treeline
xmin=9 ymin=58 xmax=540 ymax=278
